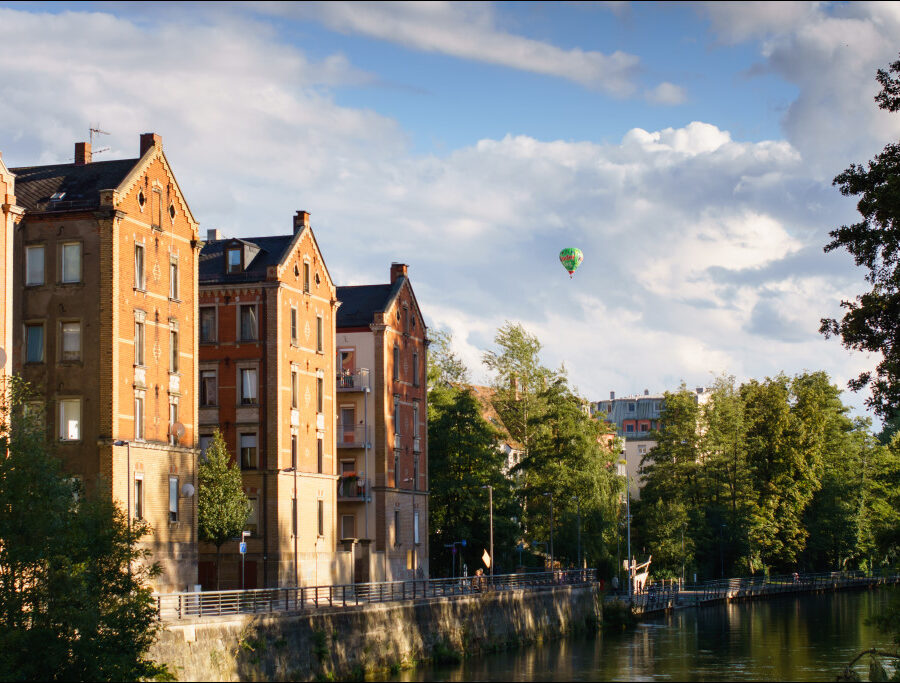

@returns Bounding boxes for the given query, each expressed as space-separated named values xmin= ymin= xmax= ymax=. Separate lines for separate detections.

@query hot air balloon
xmin=559 ymin=247 xmax=583 ymax=278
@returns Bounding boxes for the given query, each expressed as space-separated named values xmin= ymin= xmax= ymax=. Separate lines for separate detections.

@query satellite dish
xmin=0 ymin=348 xmax=7 ymax=366
xmin=170 ymin=422 xmax=186 ymax=439
xmin=181 ymin=483 xmax=195 ymax=498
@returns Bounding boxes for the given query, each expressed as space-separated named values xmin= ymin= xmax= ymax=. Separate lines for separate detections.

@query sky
xmin=1 ymin=1 xmax=898 ymax=423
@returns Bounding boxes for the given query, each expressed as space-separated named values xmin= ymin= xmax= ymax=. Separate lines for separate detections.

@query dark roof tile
xmin=10 ymin=159 xmax=139 ymax=212
xmin=336 ymin=282 xmax=402 ymax=327
xmin=199 ymin=234 xmax=296 ymax=284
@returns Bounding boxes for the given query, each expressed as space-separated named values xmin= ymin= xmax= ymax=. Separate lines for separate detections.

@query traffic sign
xmin=239 ymin=541 xmax=247 ymax=554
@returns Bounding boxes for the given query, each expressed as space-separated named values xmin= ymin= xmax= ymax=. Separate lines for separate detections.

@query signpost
xmin=240 ymin=531 xmax=250 ymax=590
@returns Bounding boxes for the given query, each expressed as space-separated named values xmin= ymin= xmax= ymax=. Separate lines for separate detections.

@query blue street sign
xmin=461 ymin=539 xmax=467 ymax=547
xmin=239 ymin=541 xmax=247 ymax=554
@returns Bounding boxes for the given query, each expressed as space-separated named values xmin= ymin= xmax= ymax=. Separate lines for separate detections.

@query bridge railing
xmin=678 ymin=570 xmax=899 ymax=602
xmin=154 ymin=569 xmax=598 ymax=621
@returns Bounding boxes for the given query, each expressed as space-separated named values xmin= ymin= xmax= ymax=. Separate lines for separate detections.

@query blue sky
xmin=1 ymin=1 xmax=898 ymax=422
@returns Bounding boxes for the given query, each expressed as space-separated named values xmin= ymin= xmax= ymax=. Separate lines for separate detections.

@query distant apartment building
xmin=197 ymin=211 xmax=346 ymax=589
xmin=10 ymin=134 xmax=200 ymax=591
xmin=335 ymin=264 xmax=429 ymax=581
xmin=469 ymin=384 xmax=523 ymax=475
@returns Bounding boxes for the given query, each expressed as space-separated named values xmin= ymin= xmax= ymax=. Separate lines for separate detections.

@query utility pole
xmin=572 ymin=495 xmax=582 ymax=569
xmin=483 ymin=485 xmax=494 ymax=580
xmin=543 ymin=492 xmax=554 ymax=572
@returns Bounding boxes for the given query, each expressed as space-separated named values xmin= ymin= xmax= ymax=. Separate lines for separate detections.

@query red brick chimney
xmin=74 ymin=142 xmax=91 ymax=166
xmin=390 ymin=262 xmax=408 ymax=284
xmin=293 ymin=210 xmax=310 ymax=234
xmin=140 ymin=133 xmax=162 ymax=156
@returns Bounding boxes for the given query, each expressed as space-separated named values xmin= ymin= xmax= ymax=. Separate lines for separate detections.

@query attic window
xmin=227 ymin=248 xmax=242 ymax=274
xmin=50 ymin=192 xmax=66 ymax=202
xmin=138 ymin=190 xmax=145 ymax=208
xmin=315 ymin=273 xmax=320 ymax=285
xmin=294 ymin=264 xmax=300 ymax=278
xmin=169 ymin=203 xmax=176 ymax=221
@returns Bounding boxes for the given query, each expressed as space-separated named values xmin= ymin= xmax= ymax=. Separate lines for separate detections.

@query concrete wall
xmin=150 ymin=584 xmax=601 ymax=681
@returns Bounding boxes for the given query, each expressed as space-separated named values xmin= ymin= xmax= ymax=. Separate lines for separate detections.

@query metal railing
xmin=337 ymin=475 xmax=368 ymax=499
xmin=154 ymin=569 xmax=597 ymax=621
xmin=336 ymin=424 xmax=371 ymax=448
xmin=337 ymin=369 xmax=370 ymax=391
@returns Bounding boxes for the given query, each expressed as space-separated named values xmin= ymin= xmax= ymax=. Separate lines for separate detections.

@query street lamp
xmin=482 ymin=485 xmax=494 ymax=580
xmin=113 ymin=440 xmax=131 ymax=535
xmin=543 ymin=492 xmax=554 ymax=573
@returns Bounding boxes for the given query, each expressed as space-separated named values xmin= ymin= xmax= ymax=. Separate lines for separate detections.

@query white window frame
xmin=58 ymin=398 xmax=81 ymax=442
xmin=239 ymin=304 xmax=258 ymax=342
xmin=59 ymin=320 xmax=81 ymax=362
xmin=25 ymin=245 xmax=45 ymax=286
xmin=200 ymin=369 xmax=217 ymax=407
xmin=134 ymin=472 xmax=144 ymax=520
xmin=169 ymin=259 xmax=179 ymax=300
xmin=316 ymin=315 xmax=323 ymax=353
xmin=240 ymin=432 xmax=258 ymax=470
xmin=134 ymin=243 xmax=145 ymax=290
xmin=199 ymin=306 xmax=217 ymax=343
xmin=134 ymin=393 xmax=144 ymax=441
xmin=24 ymin=322 xmax=44 ymax=363
xmin=168 ymin=476 xmax=178 ymax=522
xmin=60 ymin=242 xmax=81 ymax=284
xmin=240 ymin=366 xmax=259 ymax=405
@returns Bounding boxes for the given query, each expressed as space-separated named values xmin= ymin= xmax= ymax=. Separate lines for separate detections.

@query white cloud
xmin=256 ymin=1 xmax=648 ymax=96
xmin=0 ymin=6 xmax=877 ymax=417
xmin=644 ymin=81 xmax=688 ymax=105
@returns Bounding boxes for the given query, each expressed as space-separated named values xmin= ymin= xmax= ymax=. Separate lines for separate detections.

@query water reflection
xmin=387 ymin=589 xmax=894 ymax=681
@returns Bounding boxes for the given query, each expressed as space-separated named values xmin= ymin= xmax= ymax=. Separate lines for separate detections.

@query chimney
xmin=206 ymin=229 xmax=222 ymax=242
xmin=696 ymin=387 xmax=704 ymax=395
xmin=644 ymin=389 xmax=649 ymax=396
xmin=610 ymin=391 xmax=615 ymax=400
xmin=390 ymin=262 xmax=408 ymax=284
xmin=293 ymin=210 xmax=310 ymax=234
xmin=140 ymin=133 xmax=162 ymax=156
xmin=74 ymin=142 xmax=91 ymax=166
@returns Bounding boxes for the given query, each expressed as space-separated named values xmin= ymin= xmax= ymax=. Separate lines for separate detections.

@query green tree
xmin=197 ymin=430 xmax=250 ymax=589
xmin=820 ymin=54 xmax=900 ymax=423
xmin=0 ymin=380 xmax=168 ymax=681
xmin=427 ymin=384 xmax=519 ymax=575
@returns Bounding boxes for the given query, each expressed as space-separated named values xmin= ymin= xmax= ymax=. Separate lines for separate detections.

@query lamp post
xmin=543 ymin=492 xmax=554 ymax=573
xmin=482 ymin=485 xmax=494 ymax=580
xmin=113 ymin=440 xmax=131 ymax=534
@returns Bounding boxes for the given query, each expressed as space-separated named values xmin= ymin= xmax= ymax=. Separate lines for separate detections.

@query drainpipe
xmin=261 ymin=291 xmax=269 ymax=587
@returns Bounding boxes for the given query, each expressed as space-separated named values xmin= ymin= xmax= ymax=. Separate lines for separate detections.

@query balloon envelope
xmin=559 ymin=247 xmax=584 ymax=276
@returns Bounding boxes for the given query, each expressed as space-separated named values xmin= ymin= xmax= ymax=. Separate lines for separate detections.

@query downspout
xmin=261 ymin=289 xmax=269 ymax=587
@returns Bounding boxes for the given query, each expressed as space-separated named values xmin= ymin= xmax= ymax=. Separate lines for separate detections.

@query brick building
xmin=0 ymin=154 xmax=20 ymax=381
xmin=335 ymin=264 xmax=429 ymax=581
xmin=9 ymin=134 xmax=201 ymax=591
xmin=197 ymin=212 xmax=347 ymax=589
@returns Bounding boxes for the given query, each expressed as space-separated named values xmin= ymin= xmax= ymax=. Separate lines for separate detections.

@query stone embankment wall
xmin=150 ymin=584 xmax=602 ymax=681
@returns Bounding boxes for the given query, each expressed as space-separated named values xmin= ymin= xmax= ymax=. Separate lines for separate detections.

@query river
xmin=386 ymin=588 xmax=896 ymax=681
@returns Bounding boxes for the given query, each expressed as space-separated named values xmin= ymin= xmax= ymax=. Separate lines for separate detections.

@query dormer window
xmin=227 ymin=247 xmax=242 ymax=274
xmin=50 ymin=192 xmax=66 ymax=202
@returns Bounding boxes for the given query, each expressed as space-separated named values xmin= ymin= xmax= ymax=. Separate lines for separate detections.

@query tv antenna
xmin=89 ymin=125 xmax=111 ymax=155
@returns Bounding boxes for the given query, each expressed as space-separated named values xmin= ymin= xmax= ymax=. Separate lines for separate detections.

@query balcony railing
xmin=337 ymin=475 xmax=367 ymax=500
xmin=336 ymin=424 xmax=371 ymax=448
xmin=337 ymin=369 xmax=370 ymax=392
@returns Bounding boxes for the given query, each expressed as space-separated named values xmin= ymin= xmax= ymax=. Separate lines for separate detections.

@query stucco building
xmin=0 ymin=154 xmax=20 ymax=382
xmin=197 ymin=212 xmax=347 ymax=589
xmin=335 ymin=264 xmax=429 ymax=581
xmin=10 ymin=134 xmax=201 ymax=592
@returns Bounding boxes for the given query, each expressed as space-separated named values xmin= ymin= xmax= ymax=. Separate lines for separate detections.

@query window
xmin=23 ymin=402 xmax=44 ymax=430
xmin=134 ymin=244 xmax=145 ymax=289
xmin=227 ymin=248 xmax=241 ymax=274
xmin=152 ymin=190 xmax=162 ymax=229
xmin=403 ymin=307 xmax=410 ymax=334
xmin=317 ymin=436 xmax=324 ymax=474
xmin=413 ymin=404 xmax=419 ymax=437
xmin=317 ymin=499 xmax=324 ymax=537
xmin=290 ymin=307 xmax=297 ymax=345
xmin=393 ymin=345 xmax=399 ymax=380
xmin=639 ymin=423 xmax=649 ymax=432
xmin=240 ymin=433 xmax=258 ymax=470
xmin=393 ymin=451 xmax=400 ymax=487
xmin=200 ymin=370 xmax=217 ymax=407
xmin=342 ymin=514 xmax=355 ymax=540
xmin=59 ymin=398 xmax=81 ymax=441
xmin=291 ymin=432 xmax=298 ymax=470
xmin=414 ymin=510 xmax=420 ymax=544
xmin=60 ymin=321 xmax=81 ymax=361
xmin=394 ymin=509 xmax=401 ymax=547
xmin=316 ymin=377 xmax=323 ymax=413
xmin=316 ymin=316 xmax=323 ymax=353
xmin=134 ymin=475 xmax=143 ymax=520
xmin=626 ymin=424 xmax=634 ymax=433
xmin=239 ymin=305 xmax=257 ymax=341
xmin=169 ymin=261 xmax=178 ymax=300
xmin=628 ymin=403 xmax=635 ymax=412
xmin=134 ymin=395 xmax=144 ymax=440
xmin=200 ymin=307 xmax=216 ymax=343
xmin=169 ymin=329 xmax=178 ymax=373
xmin=25 ymin=245 xmax=44 ymax=286
xmin=25 ymin=323 xmax=44 ymax=363
xmin=240 ymin=368 xmax=258 ymax=404
xmin=199 ymin=435 xmax=212 ymax=459
xmin=413 ymin=352 xmax=419 ymax=386
xmin=169 ymin=477 xmax=178 ymax=522
xmin=60 ymin=243 xmax=81 ymax=283
xmin=393 ymin=396 xmax=400 ymax=436
xmin=303 ymin=261 xmax=310 ymax=293
xmin=246 ymin=498 xmax=258 ymax=534
xmin=291 ymin=367 xmax=299 ymax=409
xmin=134 ymin=319 xmax=144 ymax=366
xmin=169 ymin=402 xmax=178 ymax=445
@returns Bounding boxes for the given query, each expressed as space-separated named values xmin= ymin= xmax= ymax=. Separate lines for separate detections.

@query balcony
xmin=337 ymin=475 xmax=368 ymax=501
xmin=337 ymin=368 xmax=370 ymax=392
xmin=336 ymin=423 xmax=371 ymax=449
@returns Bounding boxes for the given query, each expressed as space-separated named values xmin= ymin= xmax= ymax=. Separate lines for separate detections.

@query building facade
xmin=0 ymin=154 xmax=20 ymax=382
xmin=10 ymin=134 xmax=201 ymax=592
xmin=335 ymin=264 xmax=429 ymax=581
xmin=197 ymin=212 xmax=347 ymax=589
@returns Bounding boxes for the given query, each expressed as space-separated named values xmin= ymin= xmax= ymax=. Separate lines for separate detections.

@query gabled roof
xmin=335 ymin=281 xmax=403 ymax=328
xmin=9 ymin=158 xmax=139 ymax=212
xmin=199 ymin=235 xmax=295 ymax=285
